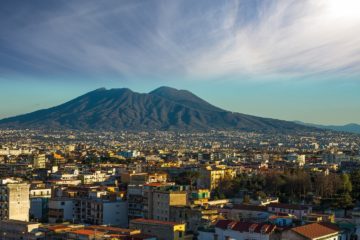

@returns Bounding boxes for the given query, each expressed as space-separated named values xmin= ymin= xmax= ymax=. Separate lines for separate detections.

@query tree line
xmin=213 ymin=169 xmax=360 ymax=210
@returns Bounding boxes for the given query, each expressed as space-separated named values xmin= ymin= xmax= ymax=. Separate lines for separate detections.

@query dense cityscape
xmin=0 ymin=129 xmax=359 ymax=239
xmin=1 ymin=0 xmax=360 ymax=239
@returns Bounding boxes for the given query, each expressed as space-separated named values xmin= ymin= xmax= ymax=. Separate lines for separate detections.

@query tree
xmin=175 ymin=171 xmax=199 ymax=189
xmin=350 ymin=170 xmax=360 ymax=200
xmin=243 ymin=195 xmax=251 ymax=204
xmin=334 ymin=174 xmax=353 ymax=210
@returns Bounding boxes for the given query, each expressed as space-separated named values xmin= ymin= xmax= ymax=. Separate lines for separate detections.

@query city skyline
xmin=1 ymin=0 xmax=360 ymax=125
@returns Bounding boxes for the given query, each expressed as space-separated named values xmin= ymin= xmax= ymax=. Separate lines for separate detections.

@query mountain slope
xmin=295 ymin=121 xmax=360 ymax=134
xmin=0 ymin=87 xmax=316 ymax=132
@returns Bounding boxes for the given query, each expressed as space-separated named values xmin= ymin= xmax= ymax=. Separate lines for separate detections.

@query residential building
xmin=282 ymin=222 xmax=340 ymax=240
xmin=198 ymin=219 xmax=277 ymax=240
xmin=48 ymin=198 xmax=75 ymax=223
xmin=221 ymin=204 xmax=269 ymax=222
xmin=197 ymin=165 xmax=236 ymax=190
xmin=130 ymin=218 xmax=186 ymax=240
xmin=267 ymin=203 xmax=312 ymax=219
xmin=33 ymin=154 xmax=46 ymax=169
xmin=79 ymin=170 xmax=109 ymax=184
xmin=142 ymin=183 xmax=187 ymax=221
xmin=169 ymin=205 xmax=219 ymax=233
xmin=0 ymin=178 xmax=30 ymax=221
xmin=128 ymin=185 xmax=145 ymax=220
xmin=0 ymin=220 xmax=43 ymax=240
xmin=29 ymin=183 xmax=51 ymax=222
xmin=48 ymin=196 xmax=128 ymax=227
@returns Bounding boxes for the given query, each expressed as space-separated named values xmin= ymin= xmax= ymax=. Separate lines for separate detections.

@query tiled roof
xmin=215 ymin=220 xmax=276 ymax=234
xmin=87 ymin=225 xmax=136 ymax=233
xmin=291 ymin=222 xmax=339 ymax=239
xmin=131 ymin=218 xmax=181 ymax=226
xmin=215 ymin=220 xmax=233 ymax=229
xmin=232 ymin=204 xmax=267 ymax=212
xmin=125 ymin=234 xmax=157 ymax=240
xmin=71 ymin=229 xmax=99 ymax=236
xmin=268 ymin=203 xmax=310 ymax=210
xmin=144 ymin=182 xmax=166 ymax=187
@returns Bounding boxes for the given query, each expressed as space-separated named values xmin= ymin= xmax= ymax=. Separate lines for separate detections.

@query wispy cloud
xmin=0 ymin=0 xmax=359 ymax=81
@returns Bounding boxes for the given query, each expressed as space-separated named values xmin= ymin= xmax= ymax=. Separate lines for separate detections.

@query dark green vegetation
xmin=0 ymin=87 xmax=315 ymax=132
xmin=214 ymin=169 xmax=360 ymax=210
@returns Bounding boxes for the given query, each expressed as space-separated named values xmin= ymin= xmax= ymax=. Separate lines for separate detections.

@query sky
xmin=0 ymin=0 xmax=360 ymax=125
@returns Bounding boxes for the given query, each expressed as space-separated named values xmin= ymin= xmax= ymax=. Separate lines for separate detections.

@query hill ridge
xmin=0 ymin=87 xmax=315 ymax=132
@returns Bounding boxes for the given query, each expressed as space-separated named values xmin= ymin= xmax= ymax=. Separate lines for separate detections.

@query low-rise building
xmin=169 ymin=205 xmax=219 ymax=234
xmin=221 ymin=204 xmax=269 ymax=222
xmin=198 ymin=220 xmax=277 ymax=240
xmin=130 ymin=218 xmax=186 ymax=240
xmin=267 ymin=203 xmax=312 ymax=219
xmin=282 ymin=222 xmax=340 ymax=240
xmin=0 ymin=220 xmax=43 ymax=240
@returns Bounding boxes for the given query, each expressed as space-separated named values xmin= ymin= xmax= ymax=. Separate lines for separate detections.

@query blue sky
xmin=0 ymin=0 xmax=359 ymax=125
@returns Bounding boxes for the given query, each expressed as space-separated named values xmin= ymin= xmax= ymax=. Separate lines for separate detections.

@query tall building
xmin=197 ymin=165 xmax=236 ymax=190
xmin=127 ymin=185 xmax=145 ymax=220
xmin=0 ymin=178 xmax=30 ymax=221
xmin=142 ymin=183 xmax=188 ymax=221
xmin=32 ymin=153 xmax=46 ymax=169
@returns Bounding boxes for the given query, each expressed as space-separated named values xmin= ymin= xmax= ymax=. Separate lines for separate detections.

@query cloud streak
xmin=0 ymin=0 xmax=359 ymax=81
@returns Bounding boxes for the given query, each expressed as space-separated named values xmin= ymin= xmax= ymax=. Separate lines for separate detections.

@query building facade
xmin=0 ymin=178 xmax=30 ymax=222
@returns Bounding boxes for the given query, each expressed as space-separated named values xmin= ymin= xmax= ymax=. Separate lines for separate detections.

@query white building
xmin=80 ymin=171 xmax=109 ymax=184
xmin=0 ymin=178 xmax=30 ymax=222
xmin=48 ymin=198 xmax=75 ymax=223
xmin=48 ymin=197 xmax=128 ymax=227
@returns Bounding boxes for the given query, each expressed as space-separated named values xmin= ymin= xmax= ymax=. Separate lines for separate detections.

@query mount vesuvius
xmin=0 ymin=87 xmax=315 ymax=132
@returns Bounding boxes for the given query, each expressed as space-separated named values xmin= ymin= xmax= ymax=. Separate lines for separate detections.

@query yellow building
xmin=197 ymin=165 xmax=236 ymax=190
xmin=130 ymin=218 xmax=186 ymax=240
xmin=121 ymin=172 xmax=167 ymax=185
xmin=33 ymin=153 xmax=46 ymax=169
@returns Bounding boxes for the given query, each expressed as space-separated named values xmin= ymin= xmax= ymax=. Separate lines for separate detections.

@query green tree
xmin=335 ymin=174 xmax=353 ymax=210
xmin=350 ymin=170 xmax=360 ymax=200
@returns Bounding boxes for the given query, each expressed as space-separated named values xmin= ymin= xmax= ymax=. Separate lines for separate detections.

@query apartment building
xmin=0 ymin=178 xmax=30 ymax=221
xmin=48 ymin=197 xmax=128 ymax=227
xmin=33 ymin=153 xmax=46 ymax=169
xmin=267 ymin=203 xmax=312 ymax=219
xmin=128 ymin=185 xmax=144 ymax=220
xmin=152 ymin=189 xmax=187 ymax=221
xmin=142 ymin=183 xmax=187 ymax=221
xmin=29 ymin=183 xmax=51 ymax=222
xmin=197 ymin=165 xmax=236 ymax=190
